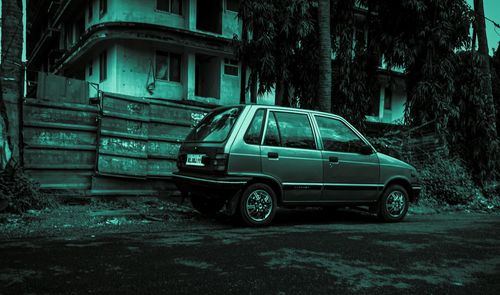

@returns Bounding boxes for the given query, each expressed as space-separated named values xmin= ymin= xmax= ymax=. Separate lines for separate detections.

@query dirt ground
xmin=0 ymin=195 xmax=498 ymax=239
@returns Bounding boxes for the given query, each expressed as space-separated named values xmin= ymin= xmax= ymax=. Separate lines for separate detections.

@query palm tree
xmin=474 ymin=0 xmax=498 ymax=135
xmin=317 ymin=0 xmax=332 ymax=112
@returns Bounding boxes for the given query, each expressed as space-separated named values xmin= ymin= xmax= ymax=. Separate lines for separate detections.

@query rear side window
xmin=315 ymin=116 xmax=366 ymax=153
xmin=244 ymin=109 xmax=265 ymax=144
xmin=264 ymin=111 xmax=316 ymax=150
xmin=186 ymin=107 xmax=242 ymax=142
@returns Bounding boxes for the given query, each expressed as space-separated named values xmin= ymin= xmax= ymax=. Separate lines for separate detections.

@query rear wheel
xmin=239 ymin=183 xmax=277 ymax=226
xmin=377 ymin=185 xmax=409 ymax=222
xmin=190 ymin=194 xmax=224 ymax=216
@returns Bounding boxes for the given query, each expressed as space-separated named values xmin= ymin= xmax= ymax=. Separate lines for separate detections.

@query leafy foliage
xmin=0 ymin=165 xmax=55 ymax=214
xmin=448 ymin=52 xmax=500 ymax=184
xmin=419 ymin=151 xmax=481 ymax=205
xmin=492 ymin=44 xmax=500 ymax=139
xmin=370 ymin=0 xmax=471 ymax=130
xmin=237 ymin=0 xmax=497 ymax=185
xmin=237 ymin=0 xmax=317 ymax=105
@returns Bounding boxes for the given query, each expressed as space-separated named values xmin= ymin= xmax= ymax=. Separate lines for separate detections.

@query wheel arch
xmin=382 ymin=177 xmax=414 ymax=202
xmin=246 ymin=176 xmax=283 ymax=204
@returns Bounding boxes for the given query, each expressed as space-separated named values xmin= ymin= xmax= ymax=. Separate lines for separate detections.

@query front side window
xmin=315 ymin=116 xmax=366 ymax=153
xmin=156 ymin=51 xmax=181 ymax=82
xmin=244 ymin=109 xmax=265 ymax=145
xmin=264 ymin=111 xmax=316 ymax=150
xmin=186 ymin=107 xmax=242 ymax=142
xmin=157 ymin=0 xmax=182 ymax=15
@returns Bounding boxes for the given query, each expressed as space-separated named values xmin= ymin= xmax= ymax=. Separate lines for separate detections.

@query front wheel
xmin=377 ymin=185 xmax=409 ymax=222
xmin=239 ymin=183 xmax=277 ymax=226
xmin=191 ymin=194 xmax=224 ymax=216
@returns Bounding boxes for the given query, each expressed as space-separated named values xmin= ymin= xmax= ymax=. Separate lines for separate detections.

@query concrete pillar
xmin=185 ymin=52 xmax=196 ymax=100
xmin=378 ymin=87 xmax=385 ymax=120
xmin=187 ymin=0 xmax=197 ymax=31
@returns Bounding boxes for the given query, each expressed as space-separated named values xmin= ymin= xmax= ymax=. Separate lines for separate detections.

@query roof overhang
xmin=54 ymin=22 xmax=237 ymax=73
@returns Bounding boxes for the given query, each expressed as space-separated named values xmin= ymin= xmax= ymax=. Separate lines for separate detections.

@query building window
xmin=88 ymin=0 xmax=93 ymax=21
xmin=65 ymin=22 xmax=74 ymax=48
xmin=156 ymin=0 xmax=182 ymax=15
xmin=155 ymin=51 xmax=181 ymax=82
xmin=99 ymin=51 xmax=107 ymax=82
xmin=226 ymin=0 xmax=240 ymax=12
xmin=88 ymin=60 xmax=93 ymax=76
xmin=99 ymin=0 xmax=107 ymax=18
xmin=224 ymin=59 xmax=239 ymax=76
xmin=369 ymin=86 xmax=380 ymax=116
xmin=384 ymin=87 xmax=392 ymax=110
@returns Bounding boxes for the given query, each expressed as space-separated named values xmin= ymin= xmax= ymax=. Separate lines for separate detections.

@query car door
xmin=261 ymin=110 xmax=323 ymax=202
xmin=313 ymin=115 xmax=381 ymax=202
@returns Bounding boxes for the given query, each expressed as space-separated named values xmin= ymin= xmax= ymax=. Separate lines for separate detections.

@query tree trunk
xmin=0 ymin=0 xmax=24 ymax=170
xmin=474 ymin=0 xmax=497 ymax=134
xmin=317 ymin=0 xmax=332 ymax=112
xmin=240 ymin=18 xmax=249 ymax=104
xmin=249 ymin=70 xmax=257 ymax=104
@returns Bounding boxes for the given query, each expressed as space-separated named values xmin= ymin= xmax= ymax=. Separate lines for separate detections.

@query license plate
xmin=186 ymin=154 xmax=205 ymax=166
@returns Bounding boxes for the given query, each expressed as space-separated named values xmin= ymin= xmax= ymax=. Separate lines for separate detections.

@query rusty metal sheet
xmin=97 ymin=154 xmax=148 ymax=177
xmin=24 ymin=148 xmax=95 ymax=170
xmin=147 ymin=159 xmax=177 ymax=177
xmin=147 ymin=140 xmax=180 ymax=159
xmin=99 ymin=136 xmax=147 ymax=158
xmin=24 ymin=170 xmax=93 ymax=190
xmin=150 ymin=102 xmax=207 ymax=127
xmin=102 ymin=93 xmax=150 ymax=121
xmin=23 ymin=101 xmax=97 ymax=127
xmin=100 ymin=116 xmax=148 ymax=140
xmin=23 ymin=127 xmax=96 ymax=149
xmin=91 ymin=175 xmax=175 ymax=191
xmin=36 ymin=73 xmax=89 ymax=104
xmin=149 ymin=122 xmax=190 ymax=142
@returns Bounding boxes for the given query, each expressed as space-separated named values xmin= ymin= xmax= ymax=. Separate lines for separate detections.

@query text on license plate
xmin=186 ymin=154 xmax=205 ymax=166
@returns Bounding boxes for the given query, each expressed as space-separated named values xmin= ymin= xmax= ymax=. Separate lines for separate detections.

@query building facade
xmin=27 ymin=0 xmax=406 ymax=124
xmin=27 ymin=0 xmax=273 ymax=106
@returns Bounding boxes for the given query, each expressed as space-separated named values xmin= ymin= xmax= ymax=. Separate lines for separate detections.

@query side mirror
xmin=359 ymin=145 xmax=374 ymax=155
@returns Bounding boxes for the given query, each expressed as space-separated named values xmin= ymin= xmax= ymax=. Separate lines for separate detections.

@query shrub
xmin=417 ymin=152 xmax=482 ymax=205
xmin=0 ymin=165 xmax=55 ymax=214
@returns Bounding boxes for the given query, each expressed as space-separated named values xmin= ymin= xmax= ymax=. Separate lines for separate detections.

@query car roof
xmin=238 ymin=104 xmax=345 ymax=121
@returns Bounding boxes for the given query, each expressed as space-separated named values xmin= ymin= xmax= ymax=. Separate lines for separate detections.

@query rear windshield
xmin=185 ymin=107 xmax=243 ymax=142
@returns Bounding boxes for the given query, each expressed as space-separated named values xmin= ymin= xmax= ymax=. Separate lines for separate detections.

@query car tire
xmin=377 ymin=185 xmax=409 ymax=222
xmin=239 ymin=183 xmax=277 ymax=226
xmin=191 ymin=194 xmax=224 ymax=216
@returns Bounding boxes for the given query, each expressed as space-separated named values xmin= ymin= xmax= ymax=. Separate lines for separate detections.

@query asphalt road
xmin=1 ymin=209 xmax=499 ymax=294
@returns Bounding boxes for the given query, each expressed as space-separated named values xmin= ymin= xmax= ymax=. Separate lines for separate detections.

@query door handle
xmin=329 ymin=156 xmax=339 ymax=163
xmin=268 ymin=152 xmax=279 ymax=159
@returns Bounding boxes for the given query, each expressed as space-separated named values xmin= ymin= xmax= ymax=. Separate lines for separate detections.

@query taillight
xmin=213 ymin=154 xmax=228 ymax=172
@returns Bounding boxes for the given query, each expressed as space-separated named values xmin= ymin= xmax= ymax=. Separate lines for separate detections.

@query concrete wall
xmin=84 ymin=41 xmax=242 ymax=105
xmin=86 ymin=44 xmax=119 ymax=93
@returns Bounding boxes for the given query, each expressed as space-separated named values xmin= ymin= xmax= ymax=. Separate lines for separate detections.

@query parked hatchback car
xmin=173 ymin=105 xmax=421 ymax=226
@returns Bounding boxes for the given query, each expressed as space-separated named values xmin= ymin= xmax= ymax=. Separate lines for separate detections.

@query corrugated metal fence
xmin=23 ymin=92 xmax=210 ymax=196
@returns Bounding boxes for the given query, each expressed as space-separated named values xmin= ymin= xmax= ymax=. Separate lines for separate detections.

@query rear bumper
xmin=411 ymin=185 xmax=422 ymax=203
xmin=172 ymin=172 xmax=251 ymax=199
